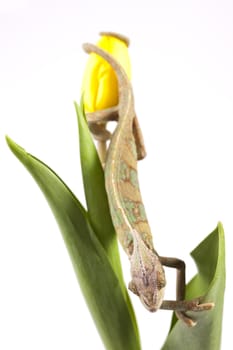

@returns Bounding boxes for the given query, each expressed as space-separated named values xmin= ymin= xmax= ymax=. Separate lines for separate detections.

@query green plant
xmin=6 ymin=102 xmax=225 ymax=349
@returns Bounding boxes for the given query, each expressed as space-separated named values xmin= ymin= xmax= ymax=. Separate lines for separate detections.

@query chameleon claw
xmin=189 ymin=298 xmax=215 ymax=312
xmin=176 ymin=311 xmax=197 ymax=327
xmin=161 ymin=297 xmax=215 ymax=326
xmin=176 ymin=299 xmax=214 ymax=327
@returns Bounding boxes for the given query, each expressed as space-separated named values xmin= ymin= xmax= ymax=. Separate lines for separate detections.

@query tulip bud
xmin=82 ymin=32 xmax=131 ymax=112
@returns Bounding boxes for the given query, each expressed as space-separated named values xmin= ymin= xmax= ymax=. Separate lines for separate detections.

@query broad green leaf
xmin=6 ymin=136 xmax=141 ymax=350
xmin=75 ymin=101 xmax=139 ymax=340
xmin=162 ymin=223 xmax=225 ymax=350
xmin=75 ymin=101 xmax=123 ymax=280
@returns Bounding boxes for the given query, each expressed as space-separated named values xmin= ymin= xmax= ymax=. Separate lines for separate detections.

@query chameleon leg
xmin=86 ymin=107 xmax=146 ymax=163
xmin=159 ymin=256 xmax=214 ymax=327
xmin=133 ymin=116 xmax=147 ymax=160
xmin=86 ymin=106 xmax=118 ymax=165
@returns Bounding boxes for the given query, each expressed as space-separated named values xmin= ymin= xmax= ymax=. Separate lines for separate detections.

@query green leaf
xmin=75 ymin=101 xmax=139 ymax=340
xmin=75 ymin=101 xmax=123 ymax=280
xmin=6 ymin=136 xmax=141 ymax=350
xmin=162 ymin=223 xmax=225 ymax=350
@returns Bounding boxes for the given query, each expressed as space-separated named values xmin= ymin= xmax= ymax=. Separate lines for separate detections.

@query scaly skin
xmin=83 ymin=41 xmax=214 ymax=325
xmin=83 ymin=43 xmax=166 ymax=312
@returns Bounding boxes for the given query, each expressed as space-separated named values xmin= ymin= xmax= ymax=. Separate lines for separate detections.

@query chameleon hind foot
xmin=86 ymin=107 xmax=146 ymax=160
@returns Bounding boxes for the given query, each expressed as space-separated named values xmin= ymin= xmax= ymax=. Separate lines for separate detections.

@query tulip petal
xmin=82 ymin=34 xmax=131 ymax=112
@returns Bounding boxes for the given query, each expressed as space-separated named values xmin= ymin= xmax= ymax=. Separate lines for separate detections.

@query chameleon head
xmin=128 ymin=230 xmax=166 ymax=312
xmin=129 ymin=257 xmax=166 ymax=312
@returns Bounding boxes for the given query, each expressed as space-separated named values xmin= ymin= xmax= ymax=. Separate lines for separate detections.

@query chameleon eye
xmin=128 ymin=281 xmax=138 ymax=295
xmin=156 ymin=276 xmax=166 ymax=290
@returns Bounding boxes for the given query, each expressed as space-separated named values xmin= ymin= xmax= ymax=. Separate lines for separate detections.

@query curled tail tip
xmin=82 ymin=42 xmax=127 ymax=80
xmin=82 ymin=42 xmax=95 ymax=54
xmin=82 ymin=43 xmax=114 ymax=64
xmin=82 ymin=40 xmax=133 ymax=109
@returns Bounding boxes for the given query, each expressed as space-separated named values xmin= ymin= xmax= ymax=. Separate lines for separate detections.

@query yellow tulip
xmin=82 ymin=33 xmax=131 ymax=112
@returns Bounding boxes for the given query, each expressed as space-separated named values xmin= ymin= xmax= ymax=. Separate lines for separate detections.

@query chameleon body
xmin=83 ymin=39 xmax=214 ymax=326
xmin=83 ymin=43 xmax=166 ymax=312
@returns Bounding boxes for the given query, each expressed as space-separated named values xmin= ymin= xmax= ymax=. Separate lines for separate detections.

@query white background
xmin=0 ymin=1 xmax=232 ymax=349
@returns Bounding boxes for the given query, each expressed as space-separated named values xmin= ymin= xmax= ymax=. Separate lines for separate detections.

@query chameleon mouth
xmin=140 ymin=287 xmax=165 ymax=312
xmin=140 ymin=296 xmax=158 ymax=313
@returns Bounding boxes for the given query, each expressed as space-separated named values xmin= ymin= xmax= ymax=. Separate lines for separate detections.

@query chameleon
xmin=83 ymin=34 xmax=214 ymax=327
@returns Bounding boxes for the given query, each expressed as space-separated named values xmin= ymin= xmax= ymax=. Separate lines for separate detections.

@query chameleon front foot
xmin=177 ymin=298 xmax=215 ymax=327
xmin=161 ymin=298 xmax=215 ymax=327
